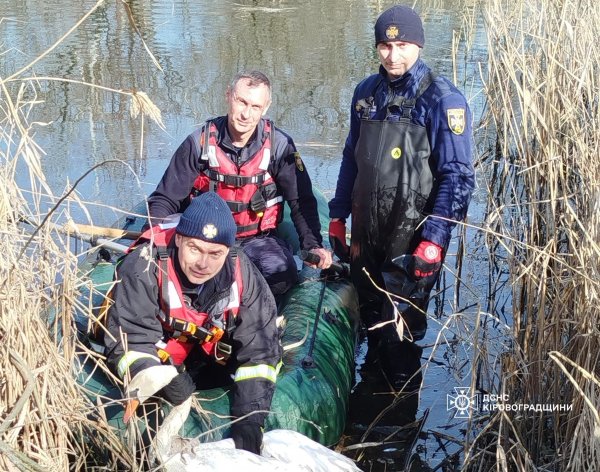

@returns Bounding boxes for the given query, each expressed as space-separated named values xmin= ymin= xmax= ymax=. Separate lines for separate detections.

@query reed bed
xmin=0 ymin=80 xmax=141 ymax=470
xmin=0 ymin=2 xmax=167 ymax=469
xmin=466 ymin=0 xmax=600 ymax=469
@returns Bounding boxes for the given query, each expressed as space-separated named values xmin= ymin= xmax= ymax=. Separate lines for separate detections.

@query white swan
xmin=124 ymin=365 xmax=360 ymax=471
xmin=160 ymin=430 xmax=360 ymax=472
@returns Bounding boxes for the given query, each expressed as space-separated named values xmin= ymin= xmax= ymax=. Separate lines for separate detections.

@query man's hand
xmin=231 ymin=421 xmax=263 ymax=455
xmin=159 ymin=370 xmax=196 ymax=406
xmin=328 ymin=219 xmax=349 ymax=262
xmin=412 ymin=240 xmax=443 ymax=279
xmin=304 ymin=247 xmax=333 ymax=269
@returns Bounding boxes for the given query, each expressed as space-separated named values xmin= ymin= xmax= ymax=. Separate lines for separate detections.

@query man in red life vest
xmin=104 ymin=192 xmax=282 ymax=455
xmin=147 ymin=70 xmax=332 ymax=296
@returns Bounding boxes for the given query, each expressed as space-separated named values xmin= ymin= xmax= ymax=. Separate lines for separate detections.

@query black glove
xmin=158 ymin=370 xmax=196 ymax=406
xmin=231 ymin=421 xmax=263 ymax=455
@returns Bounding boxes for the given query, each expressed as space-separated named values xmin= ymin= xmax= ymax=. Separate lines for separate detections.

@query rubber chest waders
xmin=350 ymin=72 xmax=437 ymax=340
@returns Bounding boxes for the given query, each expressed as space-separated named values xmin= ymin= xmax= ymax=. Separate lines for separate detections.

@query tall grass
xmin=0 ymin=83 xmax=132 ymax=470
xmin=2 ymin=69 xmax=165 ymax=472
xmin=466 ymin=0 xmax=600 ymax=469
xmin=0 ymin=2 xmax=164 ymax=470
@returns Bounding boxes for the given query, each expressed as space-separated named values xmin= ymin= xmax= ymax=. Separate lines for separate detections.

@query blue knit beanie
xmin=176 ymin=192 xmax=237 ymax=247
xmin=374 ymin=5 xmax=425 ymax=48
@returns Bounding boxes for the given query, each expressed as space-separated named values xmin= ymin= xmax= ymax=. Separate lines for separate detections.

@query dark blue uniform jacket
xmin=329 ymin=59 xmax=475 ymax=248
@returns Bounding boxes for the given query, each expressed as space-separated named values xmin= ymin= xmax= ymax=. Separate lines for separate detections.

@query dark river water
xmin=1 ymin=1 xmax=501 ymax=470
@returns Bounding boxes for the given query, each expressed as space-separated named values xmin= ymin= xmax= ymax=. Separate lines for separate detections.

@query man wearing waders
xmin=328 ymin=5 xmax=475 ymax=390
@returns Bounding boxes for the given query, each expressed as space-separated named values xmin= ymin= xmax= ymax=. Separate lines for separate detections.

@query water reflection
xmin=1 ymin=0 xmax=481 ymax=208
xmin=342 ymin=337 xmax=426 ymax=471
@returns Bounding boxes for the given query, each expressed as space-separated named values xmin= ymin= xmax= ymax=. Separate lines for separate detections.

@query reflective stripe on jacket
xmin=234 ymin=361 xmax=283 ymax=384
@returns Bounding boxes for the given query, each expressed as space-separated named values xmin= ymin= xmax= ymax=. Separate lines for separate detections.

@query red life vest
xmin=192 ymin=120 xmax=284 ymax=238
xmin=134 ymin=226 xmax=244 ymax=365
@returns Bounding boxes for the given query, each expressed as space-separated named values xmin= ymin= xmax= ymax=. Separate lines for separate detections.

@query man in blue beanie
xmin=147 ymin=70 xmax=332 ymax=296
xmin=328 ymin=5 xmax=475 ymax=390
xmin=104 ymin=192 xmax=281 ymax=455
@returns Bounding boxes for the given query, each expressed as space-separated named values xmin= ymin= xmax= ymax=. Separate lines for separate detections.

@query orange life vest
xmin=135 ymin=226 xmax=244 ymax=365
xmin=192 ymin=120 xmax=284 ymax=237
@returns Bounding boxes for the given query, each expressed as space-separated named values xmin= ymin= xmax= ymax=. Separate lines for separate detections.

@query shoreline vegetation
xmin=1 ymin=0 xmax=599 ymax=470
xmin=463 ymin=0 xmax=600 ymax=470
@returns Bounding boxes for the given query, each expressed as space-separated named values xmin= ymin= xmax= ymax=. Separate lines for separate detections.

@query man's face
xmin=376 ymin=41 xmax=421 ymax=79
xmin=175 ymin=234 xmax=229 ymax=285
xmin=226 ymin=78 xmax=271 ymax=139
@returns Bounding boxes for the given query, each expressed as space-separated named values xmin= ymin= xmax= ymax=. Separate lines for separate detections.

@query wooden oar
xmin=60 ymin=221 xmax=138 ymax=253
xmin=63 ymin=221 xmax=141 ymax=241
xmin=19 ymin=215 xmax=139 ymax=253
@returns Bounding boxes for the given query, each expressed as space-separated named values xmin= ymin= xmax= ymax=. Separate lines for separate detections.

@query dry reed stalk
xmin=465 ymin=0 xmax=600 ymax=469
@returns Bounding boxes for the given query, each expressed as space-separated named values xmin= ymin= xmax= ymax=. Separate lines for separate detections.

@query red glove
xmin=328 ymin=219 xmax=349 ymax=262
xmin=413 ymin=241 xmax=442 ymax=279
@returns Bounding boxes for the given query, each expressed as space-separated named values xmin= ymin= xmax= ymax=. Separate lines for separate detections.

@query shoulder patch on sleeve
xmin=294 ymin=152 xmax=304 ymax=172
xmin=447 ymin=108 xmax=466 ymax=135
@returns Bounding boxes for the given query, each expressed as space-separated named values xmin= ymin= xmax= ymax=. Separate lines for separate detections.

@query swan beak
xmin=123 ymin=398 xmax=140 ymax=424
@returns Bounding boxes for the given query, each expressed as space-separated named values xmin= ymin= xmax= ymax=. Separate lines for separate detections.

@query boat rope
xmin=301 ymin=273 xmax=330 ymax=369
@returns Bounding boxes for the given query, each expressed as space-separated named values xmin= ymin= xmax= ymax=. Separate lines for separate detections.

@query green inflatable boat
xmin=75 ymin=191 xmax=359 ymax=447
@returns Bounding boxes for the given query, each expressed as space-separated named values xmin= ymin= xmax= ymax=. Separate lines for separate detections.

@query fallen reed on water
xmin=466 ymin=0 xmax=600 ymax=469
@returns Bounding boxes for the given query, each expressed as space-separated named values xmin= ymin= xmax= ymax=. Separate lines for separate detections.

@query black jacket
xmin=104 ymin=239 xmax=282 ymax=425
xmin=147 ymin=116 xmax=323 ymax=250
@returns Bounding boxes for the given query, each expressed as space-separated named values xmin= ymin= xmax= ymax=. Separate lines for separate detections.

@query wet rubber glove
xmin=158 ymin=370 xmax=196 ymax=406
xmin=328 ymin=219 xmax=349 ymax=262
xmin=412 ymin=240 xmax=442 ymax=279
xmin=231 ymin=421 xmax=263 ymax=455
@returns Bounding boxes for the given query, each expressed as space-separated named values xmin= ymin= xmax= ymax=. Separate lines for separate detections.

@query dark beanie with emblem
xmin=374 ymin=5 xmax=425 ymax=48
xmin=176 ymin=192 xmax=237 ymax=247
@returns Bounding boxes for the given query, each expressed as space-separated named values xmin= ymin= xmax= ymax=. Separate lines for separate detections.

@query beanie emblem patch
xmin=202 ymin=224 xmax=218 ymax=240
xmin=385 ymin=25 xmax=399 ymax=40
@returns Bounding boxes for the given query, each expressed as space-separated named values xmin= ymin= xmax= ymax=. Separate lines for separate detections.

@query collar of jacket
xmin=379 ymin=58 xmax=430 ymax=98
